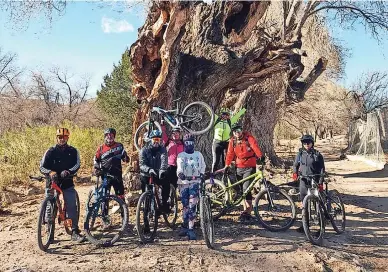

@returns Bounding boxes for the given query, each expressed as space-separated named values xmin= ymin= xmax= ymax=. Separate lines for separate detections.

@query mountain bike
xmin=30 ymin=175 xmax=80 ymax=252
xmin=134 ymin=98 xmax=215 ymax=151
xmin=84 ymin=172 xmax=129 ymax=247
xmin=207 ymin=164 xmax=296 ymax=231
xmin=135 ymin=175 xmax=178 ymax=243
xmin=300 ymin=173 xmax=346 ymax=245
xmin=199 ymin=175 xmax=215 ymax=249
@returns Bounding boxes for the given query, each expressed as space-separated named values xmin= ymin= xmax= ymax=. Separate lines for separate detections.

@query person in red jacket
xmin=225 ymin=123 xmax=263 ymax=222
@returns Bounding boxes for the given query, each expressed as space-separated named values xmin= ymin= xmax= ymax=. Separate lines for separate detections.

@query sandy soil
xmin=1 ymin=136 xmax=387 ymax=272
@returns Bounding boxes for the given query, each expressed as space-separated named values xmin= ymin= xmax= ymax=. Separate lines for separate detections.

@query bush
xmin=0 ymin=124 xmax=102 ymax=191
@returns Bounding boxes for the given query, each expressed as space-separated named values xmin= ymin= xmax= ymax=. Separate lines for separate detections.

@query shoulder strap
xmin=233 ymin=135 xmax=251 ymax=148
xmin=214 ymin=117 xmax=222 ymax=127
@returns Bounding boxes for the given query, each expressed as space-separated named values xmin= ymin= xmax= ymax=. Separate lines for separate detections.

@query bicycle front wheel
xmin=84 ymin=195 xmax=128 ymax=247
xmin=37 ymin=197 xmax=56 ymax=252
xmin=163 ymin=185 xmax=178 ymax=229
xmin=205 ymin=179 xmax=228 ymax=220
xmin=327 ymin=190 xmax=346 ymax=234
xmin=200 ymin=195 xmax=215 ymax=249
xmin=181 ymin=101 xmax=214 ymax=135
xmin=254 ymin=188 xmax=296 ymax=231
xmin=302 ymin=194 xmax=325 ymax=245
xmin=133 ymin=121 xmax=162 ymax=151
xmin=136 ymin=192 xmax=158 ymax=243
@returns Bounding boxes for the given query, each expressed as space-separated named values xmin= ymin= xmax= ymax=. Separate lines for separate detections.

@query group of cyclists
xmin=39 ymin=106 xmax=325 ymax=244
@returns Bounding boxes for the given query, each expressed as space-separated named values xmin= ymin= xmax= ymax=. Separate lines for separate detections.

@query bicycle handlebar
xmin=29 ymin=176 xmax=45 ymax=182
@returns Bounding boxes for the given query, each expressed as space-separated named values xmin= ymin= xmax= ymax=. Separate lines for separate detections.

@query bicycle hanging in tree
xmin=300 ymin=173 xmax=346 ymax=245
xmin=134 ymin=98 xmax=215 ymax=151
xmin=30 ymin=175 xmax=80 ymax=252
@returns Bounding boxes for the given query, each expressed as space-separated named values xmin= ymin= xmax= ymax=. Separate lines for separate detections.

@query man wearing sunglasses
xmin=40 ymin=128 xmax=84 ymax=242
xmin=139 ymin=130 xmax=169 ymax=219
xmin=93 ymin=128 xmax=129 ymax=201
xmin=225 ymin=123 xmax=264 ymax=223
xmin=212 ymin=107 xmax=246 ymax=172
xmin=292 ymin=134 xmax=325 ymax=232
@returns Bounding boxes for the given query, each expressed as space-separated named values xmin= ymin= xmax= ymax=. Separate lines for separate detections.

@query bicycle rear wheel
xmin=37 ymin=198 xmax=56 ymax=252
xmin=133 ymin=120 xmax=162 ymax=151
xmin=136 ymin=192 xmax=158 ymax=243
xmin=327 ymin=190 xmax=346 ymax=234
xmin=302 ymin=195 xmax=324 ymax=245
xmin=254 ymin=188 xmax=296 ymax=231
xmin=200 ymin=195 xmax=215 ymax=249
xmin=205 ymin=179 xmax=228 ymax=220
xmin=163 ymin=185 xmax=178 ymax=229
xmin=84 ymin=195 xmax=128 ymax=247
xmin=180 ymin=101 xmax=214 ymax=135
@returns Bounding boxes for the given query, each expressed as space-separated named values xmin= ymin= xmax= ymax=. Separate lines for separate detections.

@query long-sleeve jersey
xmin=225 ymin=132 xmax=263 ymax=168
xmin=139 ymin=145 xmax=168 ymax=177
xmin=93 ymin=142 xmax=129 ymax=176
xmin=40 ymin=144 xmax=80 ymax=189
xmin=176 ymin=151 xmax=206 ymax=185
xmin=293 ymin=148 xmax=325 ymax=176
xmin=213 ymin=108 xmax=246 ymax=142
xmin=161 ymin=125 xmax=184 ymax=166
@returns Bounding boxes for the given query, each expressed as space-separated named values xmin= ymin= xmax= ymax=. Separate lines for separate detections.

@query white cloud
xmin=101 ymin=16 xmax=134 ymax=33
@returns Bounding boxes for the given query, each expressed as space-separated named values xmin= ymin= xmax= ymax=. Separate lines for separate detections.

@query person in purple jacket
xmin=161 ymin=120 xmax=184 ymax=188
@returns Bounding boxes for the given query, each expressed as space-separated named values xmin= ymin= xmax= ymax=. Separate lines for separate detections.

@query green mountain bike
xmin=206 ymin=165 xmax=296 ymax=231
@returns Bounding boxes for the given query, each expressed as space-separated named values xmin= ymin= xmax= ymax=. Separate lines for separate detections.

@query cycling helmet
xmin=56 ymin=128 xmax=70 ymax=137
xmin=171 ymin=127 xmax=181 ymax=132
xmin=183 ymin=133 xmax=194 ymax=142
xmin=149 ymin=130 xmax=162 ymax=139
xmin=231 ymin=123 xmax=243 ymax=131
xmin=104 ymin=128 xmax=116 ymax=137
xmin=300 ymin=134 xmax=314 ymax=143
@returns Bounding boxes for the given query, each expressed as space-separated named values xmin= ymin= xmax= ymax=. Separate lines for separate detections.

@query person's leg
xmin=212 ymin=140 xmax=223 ymax=172
xmin=170 ymin=165 xmax=178 ymax=188
xmin=63 ymin=186 xmax=84 ymax=241
xmin=242 ymin=167 xmax=255 ymax=215
xmin=296 ymin=178 xmax=308 ymax=232
xmin=155 ymin=176 xmax=170 ymax=211
xmin=140 ymin=175 xmax=148 ymax=193
xmin=112 ymin=175 xmax=125 ymax=201
xmin=179 ymin=184 xmax=190 ymax=235
xmin=187 ymin=183 xmax=199 ymax=240
xmin=220 ymin=141 xmax=228 ymax=169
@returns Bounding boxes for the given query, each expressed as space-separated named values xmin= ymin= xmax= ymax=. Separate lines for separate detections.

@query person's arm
xmin=213 ymin=113 xmax=219 ymax=124
xmin=160 ymin=146 xmax=168 ymax=171
xmin=93 ymin=146 xmax=101 ymax=169
xmin=40 ymin=148 xmax=53 ymax=175
xmin=230 ymin=108 xmax=246 ymax=125
xmin=121 ymin=144 xmax=130 ymax=163
xmin=199 ymin=152 xmax=206 ymax=174
xmin=319 ymin=153 xmax=325 ymax=173
xmin=139 ymin=148 xmax=151 ymax=174
xmin=292 ymin=152 xmax=300 ymax=174
xmin=161 ymin=124 xmax=168 ymax=144
xmin=176 ymin=153 xmax=184 ymax=175
xmin=68 ymin=149 xmax=81 ymax=175
xmin=225 ymin=138 xmax=235 ymax=166
xmin=247 ymin=135 xmax=263 ymax=158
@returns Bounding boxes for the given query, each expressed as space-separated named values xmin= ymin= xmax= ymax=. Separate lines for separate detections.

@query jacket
xmin=293 ymin=148 xmax=325 ymax=176
xmin=213 ymin=108 xmax=246 ymax=142
xmin=139 ymin=145 xmax=168 ymax=177
xmin=176 ymin=151 xmax=206 ymax=185
xmin=161 ymin=125 xmax=184 ymax=166
xmin=40 ymin=144 xmax=80 ymax=189
xmin=93 ymin=142 xmax=129 ymax=176
xmin=225 ymin=132 xmax=263 ymax=168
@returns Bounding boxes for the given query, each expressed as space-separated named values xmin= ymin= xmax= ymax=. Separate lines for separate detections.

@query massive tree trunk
xmin=129 ymin=1 xmax=327 ymax=167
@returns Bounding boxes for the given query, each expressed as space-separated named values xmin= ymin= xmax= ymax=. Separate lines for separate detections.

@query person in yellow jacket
xmin=211 ymin=107 xmax=246 ymax=172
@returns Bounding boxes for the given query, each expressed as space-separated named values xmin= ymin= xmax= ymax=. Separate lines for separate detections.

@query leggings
xmin=179 ymin=183 xmax=199 ymax=230
xmin=212 ymin=139 xmax=229 ymax=172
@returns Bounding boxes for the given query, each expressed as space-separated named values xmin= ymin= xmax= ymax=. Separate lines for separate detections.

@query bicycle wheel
xmin=163 ymin=185 xmax=178 ymax=229
xmin=205 ymin=179 xmax=228 ymax=220
xmin=181 ymin=101 xmax=215 ymax=135
xmin=254 ymin=188 xmax=296 ymax=232
xmin=84 ymin=195 xmax=128 ymax=247
xmin=136 ymin=192 xmax=158 ymax=243
xmin=302 ymin=195 xmax=325 ymax=245
xmin=37 ymin=198 xmax=56 ymax=252
xmin=327 ymin=190 xmax=346 ymax=234
xmin=200 ymin=195 xmax=215 ymax=249
xmin=65 ymin=190 xmax=80 ymax=235
xmin=134 ymin=120 xmax=162 ymax=151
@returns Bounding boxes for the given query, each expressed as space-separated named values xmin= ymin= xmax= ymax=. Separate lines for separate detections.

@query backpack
xmin=232 ymin=134 xmax=255 ymax=160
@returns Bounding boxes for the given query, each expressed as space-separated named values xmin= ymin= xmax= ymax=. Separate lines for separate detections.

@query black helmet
xmin=231 ymin=123 xmax=243 ymax=131
xmin=104 ymin=128 xmax=116 ymax=137
xmin=300 ymin=134 xmax=314 ymax=143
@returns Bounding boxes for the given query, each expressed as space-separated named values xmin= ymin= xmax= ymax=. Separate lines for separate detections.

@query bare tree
xmin=0 ymin=48 xmax=23 ymax=95
xmin=349 ymin=71 xmax=388 ymax=117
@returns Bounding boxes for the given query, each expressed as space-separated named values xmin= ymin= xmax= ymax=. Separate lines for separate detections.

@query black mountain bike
xmin=134 ymin=98 xmax=214 ymax=151
xmin=135 ymin=175 xmax=178 ymax=243
xmin=84 ymin=172 xmax=129 ymax=247
xmin=301 ymin=174 xmax=346 ymax=245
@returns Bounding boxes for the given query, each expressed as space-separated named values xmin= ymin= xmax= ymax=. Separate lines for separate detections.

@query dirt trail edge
xmin=1 ymin=137 xmax=387 ymax=272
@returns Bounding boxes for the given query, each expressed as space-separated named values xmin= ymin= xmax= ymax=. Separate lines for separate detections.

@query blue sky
xmin=0 ymin=1 xmax=387 ymax=97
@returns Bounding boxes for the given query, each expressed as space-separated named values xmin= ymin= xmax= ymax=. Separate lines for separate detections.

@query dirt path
xmin=1 ymin=136 xmax=387 ymax=272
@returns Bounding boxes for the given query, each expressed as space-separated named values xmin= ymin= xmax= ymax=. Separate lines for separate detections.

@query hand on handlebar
xmin=149 ymin=169 xmax=157 ymax=177
xmin=292 ymin=173 xmax=298 ymax=181
xmin=178 ymin=173 xmax=186 ymax=180
xmin=60 ymin=170 xmax=70 ymax=178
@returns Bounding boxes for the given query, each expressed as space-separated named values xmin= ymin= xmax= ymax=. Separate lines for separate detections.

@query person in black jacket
xmin=139 ymin=129 xmax=168 ymax=214
xmin=292 ymin=134 xmax=325 ymax=232
xmin=40 ymin=128 xmax=84 ymax=242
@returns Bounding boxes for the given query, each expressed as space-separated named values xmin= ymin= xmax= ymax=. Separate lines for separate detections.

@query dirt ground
xmin=1 ymin=136 xmax=387 ymax=272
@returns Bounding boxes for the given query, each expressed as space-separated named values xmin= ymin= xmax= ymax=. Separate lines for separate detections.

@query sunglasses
xmin=302 ymin=141 xmax=312 ymax=145
xmin=57 ymin=136 xmax=68 ymax=140
xmin=151 ymin=137 xmax=161 ymax=143
xmin=233 ymin=128 xmax=242 ymax=133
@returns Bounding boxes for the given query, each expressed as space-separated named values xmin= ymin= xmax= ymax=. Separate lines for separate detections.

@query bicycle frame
xmin=147 ymin=176 xmax=162 ymax=211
